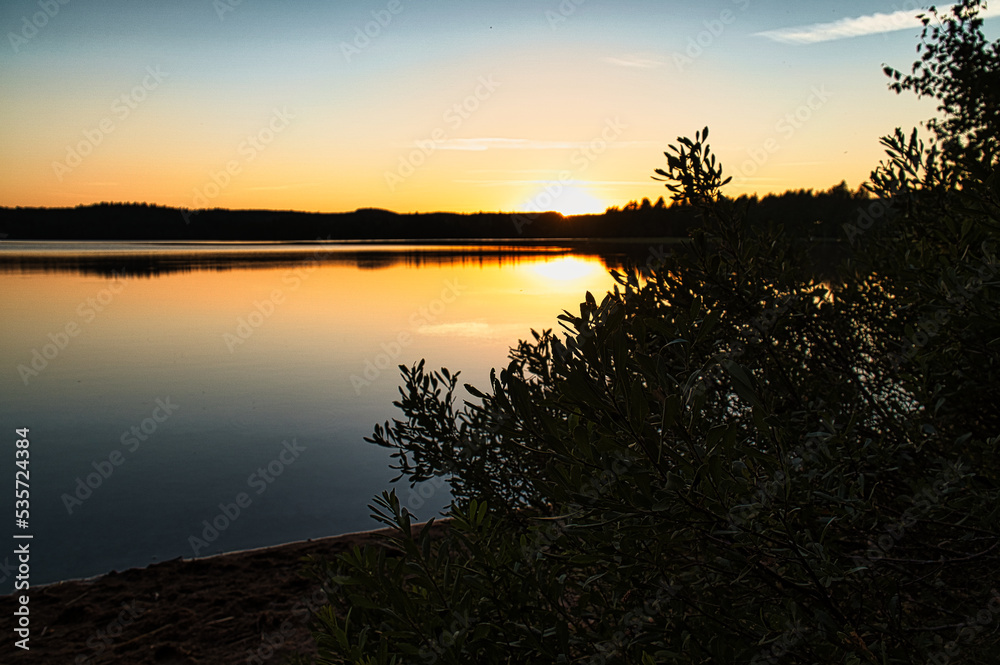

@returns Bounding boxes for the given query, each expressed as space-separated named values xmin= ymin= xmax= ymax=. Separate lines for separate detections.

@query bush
xmin=303 ymin=3 xmax=1000 ymax=663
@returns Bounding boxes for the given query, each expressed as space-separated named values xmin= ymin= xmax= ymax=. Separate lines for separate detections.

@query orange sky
xmin=2 ymin=1 xmax=989 ymax=215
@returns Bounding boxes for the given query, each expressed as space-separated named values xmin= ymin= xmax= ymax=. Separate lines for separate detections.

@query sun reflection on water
xmin=530 ymin=255 xmax=603 ymax=282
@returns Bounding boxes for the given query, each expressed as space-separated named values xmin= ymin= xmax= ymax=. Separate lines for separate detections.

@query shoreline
xmin=0 ymin=521 xmax=444 ymax=664
xmin=29 ymin=523 xmax=425 ymax=591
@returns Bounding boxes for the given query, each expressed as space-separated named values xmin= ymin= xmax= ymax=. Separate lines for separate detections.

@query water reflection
xmin=0 ymin=241 xmax=643 ymax=278
xmin=530 ymin=255 xmax=604 ymax=282
xmin=0 ymin=242 xmax=638 ymax=586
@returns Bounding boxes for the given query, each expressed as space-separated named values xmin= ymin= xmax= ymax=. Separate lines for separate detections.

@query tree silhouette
xmin=301 ymin=4 xmax=1000 ymax=663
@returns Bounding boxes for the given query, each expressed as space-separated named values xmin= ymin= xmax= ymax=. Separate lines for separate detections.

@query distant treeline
xmin=0 ymin=181 xmax=882 ymax=241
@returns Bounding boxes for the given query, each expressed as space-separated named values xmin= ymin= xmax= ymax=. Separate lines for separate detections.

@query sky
xmin=2 ymin=0 xmax=998 ymax=215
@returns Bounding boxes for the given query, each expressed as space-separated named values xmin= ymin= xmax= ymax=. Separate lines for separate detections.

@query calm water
xmin=0 ymin=241 xmax=634 ymax=588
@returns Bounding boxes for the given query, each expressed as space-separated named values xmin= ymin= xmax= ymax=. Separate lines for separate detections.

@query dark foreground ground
xmin=0 ymin=524 xmax=444 ymax=664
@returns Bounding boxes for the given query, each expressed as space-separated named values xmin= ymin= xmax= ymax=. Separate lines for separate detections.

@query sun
xmin=520 ymin=184 xmax=609 ymax=217
xmin=554 ymin=186 xmax=609 ymax=216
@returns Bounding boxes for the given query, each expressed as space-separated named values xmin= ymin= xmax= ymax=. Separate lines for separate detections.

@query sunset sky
xmin=2 ymin=0 xmax=997 ymax=215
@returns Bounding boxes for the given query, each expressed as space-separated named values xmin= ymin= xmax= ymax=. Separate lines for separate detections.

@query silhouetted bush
xmin=302 ymin=3 xmax=999 ymax=662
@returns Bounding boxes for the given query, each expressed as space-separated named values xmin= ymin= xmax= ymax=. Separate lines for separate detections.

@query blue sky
xmin=2 ymin=0 xmax=996 ymax=213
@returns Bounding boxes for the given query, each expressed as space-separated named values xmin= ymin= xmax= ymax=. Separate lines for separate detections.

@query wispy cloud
xmin=420 ymin=138 xmax=582 ymax=151
xmin=415 ymin=138 xmax=653 ymax=151
xmin=454 ymin=178 xmax=654 ymax=188
xmin=416 ymin=322 xmax=527 ymax=338
xmin=602 ymin=54 xmax=667 ymax=69
xmin=756 ymin=4 xmax=1000 ymax=45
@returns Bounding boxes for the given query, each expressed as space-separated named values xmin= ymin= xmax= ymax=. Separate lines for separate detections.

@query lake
xmin=0 ymin=241 xmax=645 ymax=588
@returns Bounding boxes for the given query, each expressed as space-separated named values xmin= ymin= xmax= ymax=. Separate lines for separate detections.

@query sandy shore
xmin=0 ymin=523 xmax=443 ymax=664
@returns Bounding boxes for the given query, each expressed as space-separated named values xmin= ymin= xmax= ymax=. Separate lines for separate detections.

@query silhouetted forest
xmin=0 ymin=244 xmax=646 ymax=279
xmin=0 ymin=181 xmax=883 ymax=242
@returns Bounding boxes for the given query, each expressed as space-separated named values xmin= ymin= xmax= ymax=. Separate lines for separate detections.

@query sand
xmin=0 ymin=523 xmax=443 ymax=664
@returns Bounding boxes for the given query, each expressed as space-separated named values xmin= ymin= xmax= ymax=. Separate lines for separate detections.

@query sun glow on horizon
xmin=0 ymin=1 xmax=961 ymax=214
xmin=520 ymin=185 xmax=610 ymax=217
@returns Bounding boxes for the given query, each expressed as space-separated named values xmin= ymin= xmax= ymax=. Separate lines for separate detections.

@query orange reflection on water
xmin=0 ymin=247 xmax=619 ymax=402
xmin=530 ymin=255 xmax=604 ymax=283
xmin=0 ymin=246 xmax=621 ymax=584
